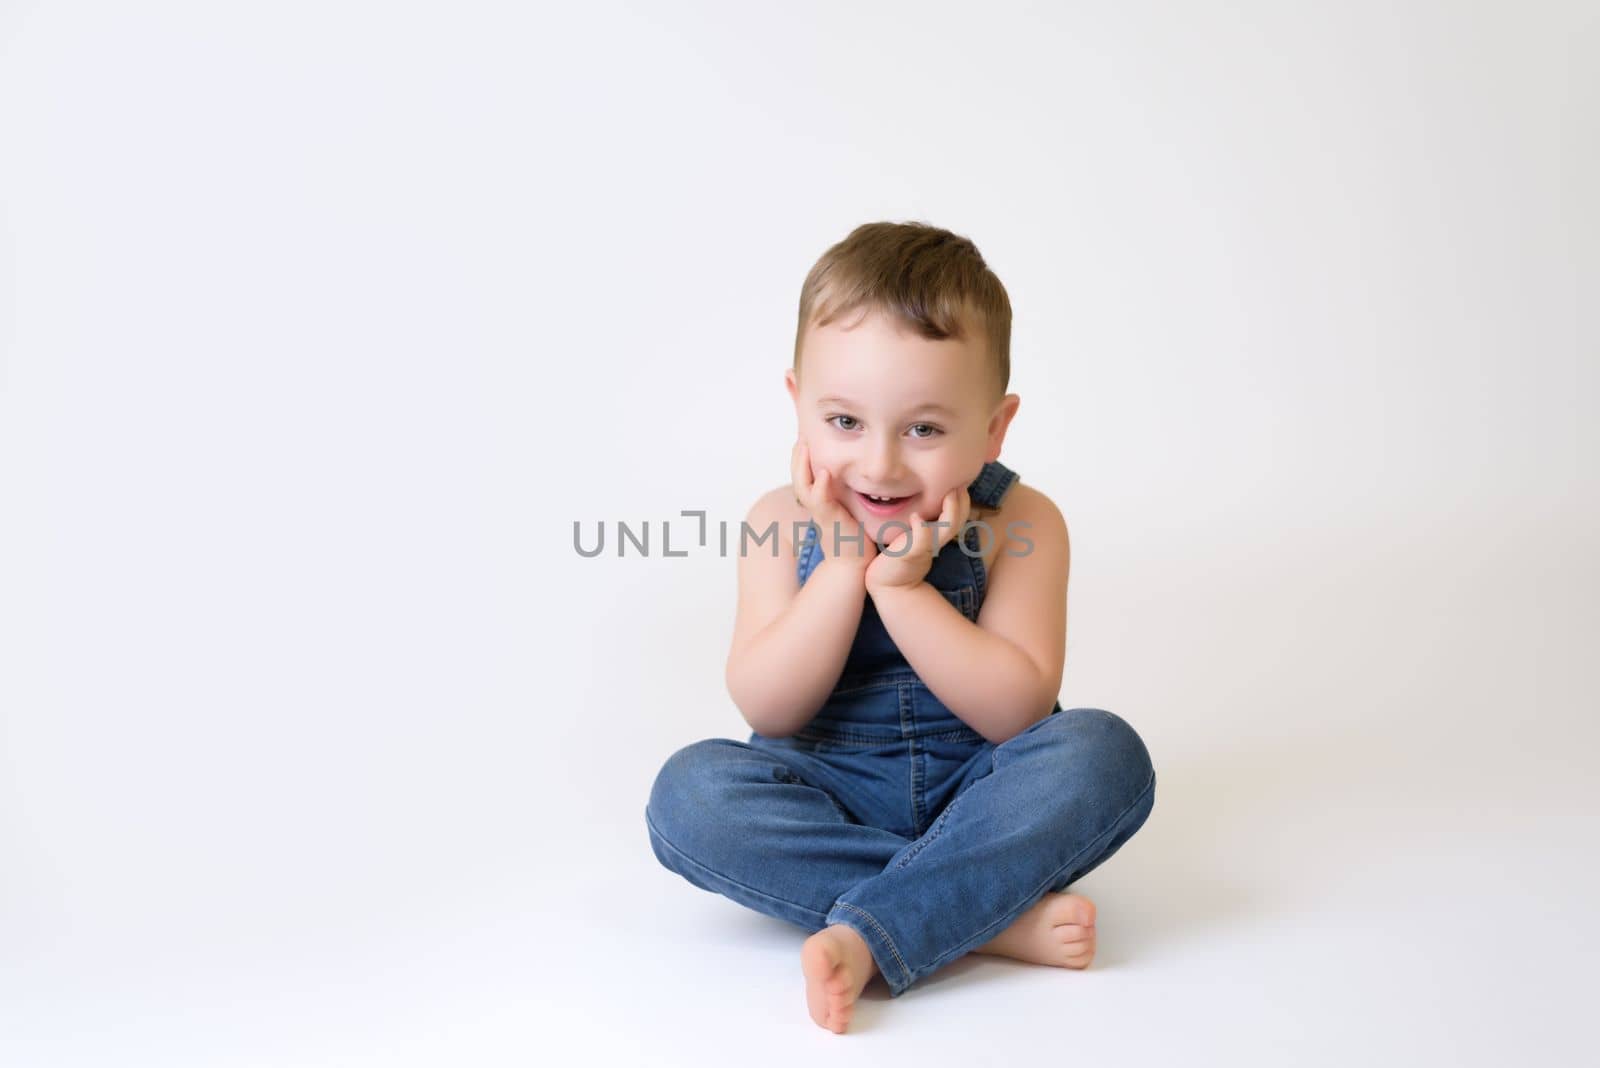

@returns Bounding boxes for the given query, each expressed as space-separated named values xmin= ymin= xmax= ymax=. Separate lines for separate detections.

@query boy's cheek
xmin=801 ymin=443 xmax=846 ymax=484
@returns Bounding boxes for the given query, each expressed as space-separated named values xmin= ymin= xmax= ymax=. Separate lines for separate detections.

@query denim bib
xmin=790 ymin=460 xmax=1061 ymax=744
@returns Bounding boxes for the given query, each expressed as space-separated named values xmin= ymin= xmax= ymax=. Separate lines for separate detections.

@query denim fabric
xmin=646 ymin=460 xmax=1156 ymax=997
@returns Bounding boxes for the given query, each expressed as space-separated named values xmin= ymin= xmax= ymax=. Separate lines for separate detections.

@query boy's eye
xmin=826 ymin=415 xmax=942 ymax=438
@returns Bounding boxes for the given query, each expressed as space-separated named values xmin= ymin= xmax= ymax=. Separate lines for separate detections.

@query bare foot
xmin=973 ymin=892 xmax=1097 ymax=969
xmin=800 ymin=924 xmax=879 ymax=1034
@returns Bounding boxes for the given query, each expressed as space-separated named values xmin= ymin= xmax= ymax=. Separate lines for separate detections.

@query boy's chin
xmin=858 ymin=507 xmax=929 ymax=545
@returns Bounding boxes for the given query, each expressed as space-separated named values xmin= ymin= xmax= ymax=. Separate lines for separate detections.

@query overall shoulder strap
xmin=796 ymin=519 xmax=821 ymax=584
xmin=966 ymin=461 xmax=1018 ymax=509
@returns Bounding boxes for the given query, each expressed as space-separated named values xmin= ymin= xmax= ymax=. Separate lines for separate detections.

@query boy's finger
xmin=933 ymin=492 xmax=954 ymax=550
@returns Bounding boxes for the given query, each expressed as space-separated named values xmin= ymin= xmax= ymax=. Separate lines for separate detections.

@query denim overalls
xmin=646 ymin=460 xmax=1156 ymax=998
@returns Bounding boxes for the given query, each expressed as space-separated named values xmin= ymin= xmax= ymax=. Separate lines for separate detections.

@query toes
xmin=1045 ymin=893 xmax=1097 ymax=929
xmin=1057 ymin=924 xmax=1095 ymax=945
xmin=1062 ymin=940 xmax=1100 ymax=965
xmin=1057 ymin=922 xmax=1097 ymax=970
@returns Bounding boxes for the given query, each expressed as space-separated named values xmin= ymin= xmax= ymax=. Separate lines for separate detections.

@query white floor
xmin=6 ymin=506 xmax=1591 ymax=1066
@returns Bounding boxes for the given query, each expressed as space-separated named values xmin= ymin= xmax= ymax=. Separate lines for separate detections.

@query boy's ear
xmin=784 ymin=367 xmax=799 ymax=403
xmin=984 ymin=394 xmax=1021 ymax=463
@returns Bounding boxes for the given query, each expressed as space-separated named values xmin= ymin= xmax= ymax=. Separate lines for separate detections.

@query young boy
xmin=645 ymin=221 xmax=1156 ymax=1034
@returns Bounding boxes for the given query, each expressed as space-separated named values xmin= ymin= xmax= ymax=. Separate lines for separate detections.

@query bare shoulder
xmin=746 ymin=482 xmax=811 ymax=558
xmin=988 ymin=480 xmax=1069 ymax=578
xmin=1000 ymin=481 xmax=1067 ymax=533
xmin=974 ymin=478 xmax=1071 ymax=706
xmin=727 ymin=484 xmax=809 ymax=669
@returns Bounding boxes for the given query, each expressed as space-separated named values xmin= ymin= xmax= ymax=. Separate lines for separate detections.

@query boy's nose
xmin=862 ymin=437 xmax=904 ymax=483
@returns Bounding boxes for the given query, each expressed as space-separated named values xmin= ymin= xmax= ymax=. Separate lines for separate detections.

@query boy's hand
xmin=865 ymin=486 xmax=971 ymax=595
xmin=792 ymin=438 xmax=877 ymax=571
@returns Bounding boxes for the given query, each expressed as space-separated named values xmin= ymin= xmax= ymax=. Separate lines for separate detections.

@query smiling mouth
xmin=855 ymin=491 xmax=912 ymax=515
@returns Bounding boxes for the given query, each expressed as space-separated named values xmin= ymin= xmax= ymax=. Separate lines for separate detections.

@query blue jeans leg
xmin=645 ymin=737 xmax=912 ymax=932
xmin=825 ymin=707 xmax=1157 ymax=997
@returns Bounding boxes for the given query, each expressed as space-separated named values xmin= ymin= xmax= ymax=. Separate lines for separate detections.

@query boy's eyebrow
xmin=815 ymin=395 xmax=959 ymax=418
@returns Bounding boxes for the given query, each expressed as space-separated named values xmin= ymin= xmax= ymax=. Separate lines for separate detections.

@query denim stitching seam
xmin=794 ymin=730 xmax=890 ymax=745
xmin=796 ymin=726 xmax=982 ymax=746
xmin=892 ymin=775 xmax=966 ymax=871
xmin=830 ymin=901 xmax=912 ymax=987
xmin=920 ymin=769 xmax=1157 ymax=978
xmin=645 ymin=807 xmax=829 ymax=926
xmin=899 ymin=680 xmax=925 ymax=833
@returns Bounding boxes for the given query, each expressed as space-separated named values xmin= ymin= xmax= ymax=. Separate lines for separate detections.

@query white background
xmin=1 ymin=1 xmax=1594 ymax=1064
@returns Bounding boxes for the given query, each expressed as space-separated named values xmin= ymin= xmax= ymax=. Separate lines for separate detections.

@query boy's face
xmin=786 ymin=307 xmax=1021 ymax=545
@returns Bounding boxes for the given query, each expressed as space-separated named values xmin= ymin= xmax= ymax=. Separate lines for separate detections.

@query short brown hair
xmin=793 ymin=221 xmax=1012 ymax=398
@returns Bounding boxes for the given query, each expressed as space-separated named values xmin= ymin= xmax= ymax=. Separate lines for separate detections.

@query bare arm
xmin=724 ymin=490 xmax=872 ymax=738
xmin=868 ymin=485 xmax=1069 ymax=745
xmin=869 ymin=582 xmax=1054 ymax=744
